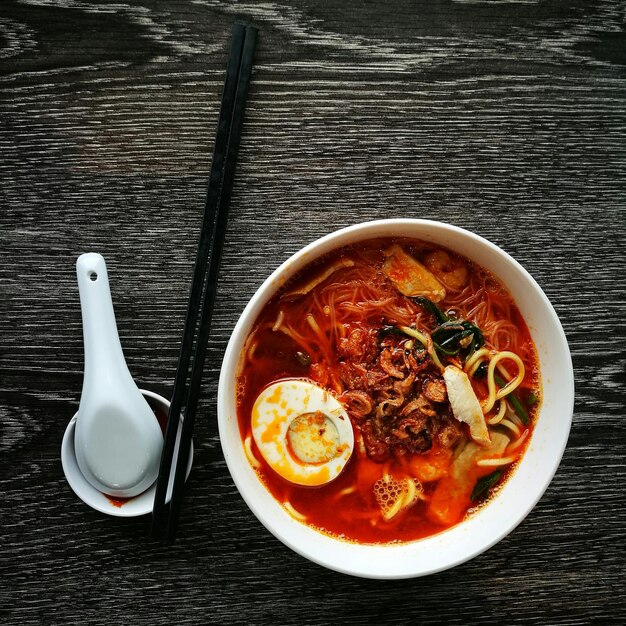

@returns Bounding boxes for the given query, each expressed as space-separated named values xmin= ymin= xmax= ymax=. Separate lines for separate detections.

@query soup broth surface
xmin=236 ymin=238 xmax=540 ymax=543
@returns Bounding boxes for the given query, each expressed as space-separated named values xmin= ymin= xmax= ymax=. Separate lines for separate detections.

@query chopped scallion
xmin=494 ymin=373 xmax=529 ymax=425
xmin=411 ymin=296 xmax=450 ymax=324
xmin=471 ymin=470 xmax=503 ymax=502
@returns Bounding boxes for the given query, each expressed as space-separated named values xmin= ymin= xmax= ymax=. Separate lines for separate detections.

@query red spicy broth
xmin=236 ymin=237 xmax=540 ymax=544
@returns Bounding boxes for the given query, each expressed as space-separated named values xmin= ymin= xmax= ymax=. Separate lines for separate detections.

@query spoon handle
xmin=76 ymin=253 xmax=132 ymax=390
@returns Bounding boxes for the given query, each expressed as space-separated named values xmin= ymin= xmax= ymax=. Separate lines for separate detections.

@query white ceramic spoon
xmin=74 ymin=253 xmax=163 ymax=498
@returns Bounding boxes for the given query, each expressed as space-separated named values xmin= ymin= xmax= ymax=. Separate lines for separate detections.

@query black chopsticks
xmin=151 ymin=23 xmax=257 ymax=543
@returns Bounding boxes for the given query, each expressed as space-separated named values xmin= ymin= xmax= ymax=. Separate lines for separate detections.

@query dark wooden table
xmin=2 ymin=1 xmax=625 ymax=624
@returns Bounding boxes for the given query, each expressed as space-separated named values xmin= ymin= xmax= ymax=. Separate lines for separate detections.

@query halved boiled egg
xmin=251 ymin=379 xmax=354 ymax=486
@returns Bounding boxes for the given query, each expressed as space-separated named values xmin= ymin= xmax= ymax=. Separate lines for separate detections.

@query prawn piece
xmin=423 ymin=249 xmax=469 ymax=291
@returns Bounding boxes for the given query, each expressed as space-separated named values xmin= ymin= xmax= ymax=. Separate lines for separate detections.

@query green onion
xmin=473 ymin=361 xmax=487 ymax=379
xmin=432 ymin=320 xmax=484 ymax=357
xmin=411 ymin=296 xmax=449 ymax=324
xmin=494 ymin=373 xmax=529 ymax=425
xmin=405 ymin=296 xmax=487 ymax=363
xmin=379 ymin=325 xmax=406 ymax=338
xmin=471 ymin=470 xmax=503 ymax=502
xmin=527 ymin=392 xmax=538 ymax=406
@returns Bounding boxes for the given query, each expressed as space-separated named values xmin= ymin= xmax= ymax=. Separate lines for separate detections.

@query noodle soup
xmin=235 ymin=237 xmax=540 ymax=544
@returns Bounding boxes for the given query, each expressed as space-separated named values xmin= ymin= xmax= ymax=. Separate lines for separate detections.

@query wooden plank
xmin=1 ymin=0 xmax=624 ymax=623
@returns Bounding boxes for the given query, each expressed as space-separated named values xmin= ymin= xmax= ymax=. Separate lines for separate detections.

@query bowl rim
xmin=218 ymin=218 xmax=574 ymax=578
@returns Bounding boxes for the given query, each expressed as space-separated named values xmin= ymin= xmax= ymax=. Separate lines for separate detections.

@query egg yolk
xmin=287 ymin=411 xmax=340 ymax=464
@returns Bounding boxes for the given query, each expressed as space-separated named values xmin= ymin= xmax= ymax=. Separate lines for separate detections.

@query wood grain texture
xmin=1 ymin=0 xmax=625 ymax=624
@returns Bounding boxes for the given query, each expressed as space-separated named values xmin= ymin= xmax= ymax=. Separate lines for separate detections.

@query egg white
xmin=251 ymin=379 xmax=354 ymax=486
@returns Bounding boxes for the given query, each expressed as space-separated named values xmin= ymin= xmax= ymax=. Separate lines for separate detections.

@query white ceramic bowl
xmin=218 ymin=219 xmax=574 ymax=578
